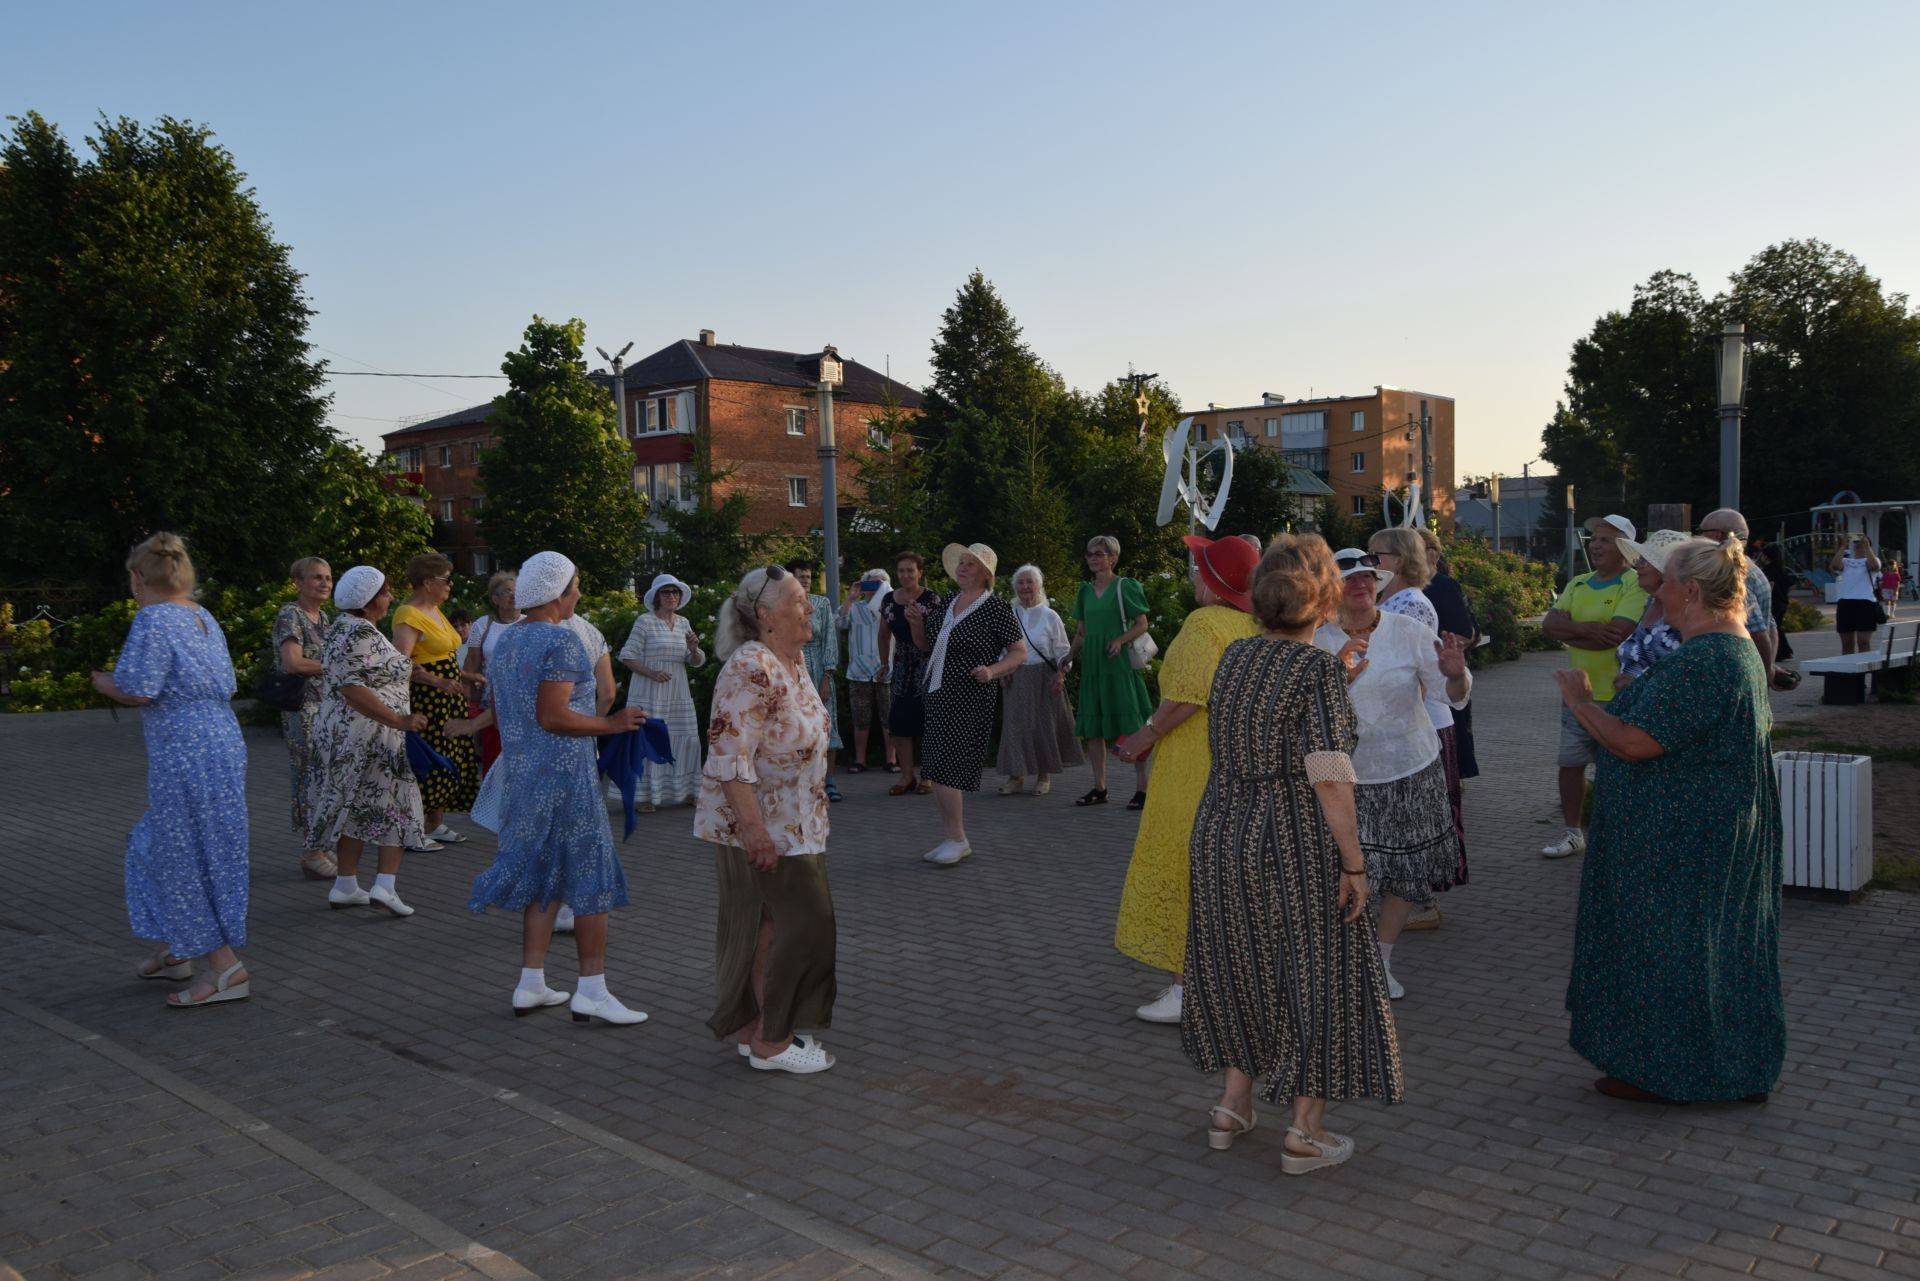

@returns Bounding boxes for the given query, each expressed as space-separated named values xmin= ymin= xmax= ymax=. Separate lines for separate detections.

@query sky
xmin=11 ymin=1 xmax=1919 ymax=480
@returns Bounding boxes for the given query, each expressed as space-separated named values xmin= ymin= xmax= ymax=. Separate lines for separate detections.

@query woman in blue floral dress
xmin=468 ymin=553 xmax=649 ymax=1024
xmin=91 ymin=534 xmax=253 ymax=1008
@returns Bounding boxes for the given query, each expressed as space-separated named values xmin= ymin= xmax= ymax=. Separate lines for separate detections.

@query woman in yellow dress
xmin=1113 ymin=535 xmax=1261 ymax=1024
xmin=391 ymin=553 xmax=482 ymax=848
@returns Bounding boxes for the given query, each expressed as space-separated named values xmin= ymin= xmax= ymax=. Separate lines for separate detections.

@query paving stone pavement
xmin=1 ymin=631 xmax=1916 ymax=1281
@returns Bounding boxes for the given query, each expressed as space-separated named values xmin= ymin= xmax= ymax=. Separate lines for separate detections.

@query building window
xmin=1196 ymin=423 xmax=1208 ymax=441
xmin=439 ymin=499 xmax=455 ymax=522
xmin=787 ymin=476 xmax=808 ymax=507
xmin=435 ymin=444 xmax=451 ymax=468
xmin=471 ymin=440 xmax=485 ymax=464
xmin=470 ymin=494 xmax=485 ymax=512
xmin=1226 ymin=420 xmax=1246 ymax=444
xmin=866 ymin=419 xmax=892 ymax=450
xmin=638 ymin=462 xmax=688 ymax=509
xmin=392 ymin=447 xmax=422 ymax=472
xmin=1350 ymin=452 xmax=1366 ymax=473
xmin=1281 ymin=410 xmax=1327 ymax=434
xmin=1351 ymin=411 xmax=1365 ymax=433
xmin=473 ymin=550 xmax=491 ymax=575
xmin=1351 ymin=494 xmax=1368 ymax=516
xmin=645 ymin=400 xmax=659 ymax=432
xmin=786 ymin=407 xmax=807 ymax=437
xmin=1265 ymin=418 xmax=1278 ymax=437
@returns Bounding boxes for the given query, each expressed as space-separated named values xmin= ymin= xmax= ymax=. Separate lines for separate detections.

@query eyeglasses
xmin=1335 ymin=554 xmax=1381 ymax=573
xmin=750 ymin=564 xmax=789 ymax=617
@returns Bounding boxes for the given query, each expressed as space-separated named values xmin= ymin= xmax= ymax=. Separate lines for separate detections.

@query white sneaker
xmin=1135 ymin=985 xmax=1183 ymax=1024
xmin=1541 ymin=829 xmax=1587 ymax=859
xmin=327 ymin=884 xmax=369 ymax=909
xmin=367 ymin=885 xmax=414 ymax=918
xmin=554 ymin=905 xmax=576 ymax=934
xmin=511 ymin=985 xmax=570 ymax=1017
xmin=1382 ymin=961 xmax=1405 ymax=1001
xmin=750 ymin=1035 xmax=835 ymax=1074
xmin=923 ymin=839 xmax=971 ymax=866
xmin=569 ymin=991 xmax=648 ymax=1026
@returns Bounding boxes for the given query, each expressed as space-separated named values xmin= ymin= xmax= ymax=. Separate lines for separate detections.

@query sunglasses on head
xmin=1336 ymin=554 xmax=1381 ymax=573
xmin=750 ymin=563 xmax=789 ymax=615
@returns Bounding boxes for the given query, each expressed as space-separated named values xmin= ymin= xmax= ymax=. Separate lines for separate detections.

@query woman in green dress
xmin=1068 ymin=534 xmax=1155 ymax=808
xmin=1555 ymin=536 xmax=1784 ymax=1105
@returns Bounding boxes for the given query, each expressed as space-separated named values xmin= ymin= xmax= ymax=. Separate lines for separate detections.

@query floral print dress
xmin=694 ymin=642 xmax=830 ymax=856
xmin=304 ymin=616 xmax=426 ymax=850
xmin=271 ymin=602 xmax=329 ymax=841
xmin=116 ymin=604 xmax=251 ymax=956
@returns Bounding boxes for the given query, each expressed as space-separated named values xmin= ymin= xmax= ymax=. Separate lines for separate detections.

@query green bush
xmin=1444 ymin=536 xmax=1559 ymax=667
xmin=1781 ymin=599 xmax=1823 ymax=634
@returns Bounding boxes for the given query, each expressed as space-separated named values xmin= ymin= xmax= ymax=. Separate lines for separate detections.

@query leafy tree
xmin=842 ymin=393 xmax=931 ymax=572
xmin=0 ymin=112 xmax=332 ymax=590
xmin=1212 ymin=442 xmax=1303 ymax=548
xmin=1061 ymin=376 xmax=1187 ymax=582
xmin=478 ymin=317 xmax=650 ymax=590
xmin=306 ymin=442 xmax=435 ymax=583
xmin=651 ymin=409 xmax=765 ymax=588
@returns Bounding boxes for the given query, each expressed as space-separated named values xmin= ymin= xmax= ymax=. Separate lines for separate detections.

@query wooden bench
xmin=1799 ymin=621 xmax=1920 ymax=705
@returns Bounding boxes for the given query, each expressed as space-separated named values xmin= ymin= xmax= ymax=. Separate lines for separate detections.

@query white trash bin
xmin=1773 ymin=752 xmax=1873 ymax=892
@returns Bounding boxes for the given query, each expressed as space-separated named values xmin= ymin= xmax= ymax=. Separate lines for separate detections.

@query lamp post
xmin=1716 ymin=322 xmax=1749 ymax=511
xmin=595 ymin=341 xmax=635 ymax=441
xmin=816 ymin=345 xmax=844 ymax=607
xmin=1489 ymin=474 xmax=1502 ymax=552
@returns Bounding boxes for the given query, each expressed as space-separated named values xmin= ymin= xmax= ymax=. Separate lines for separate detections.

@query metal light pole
xmin=1565 ymin=484 xmax=1578 ymax=581
xmin=596 ymin=342 xmax=634 ymax=440
xmin=1420 ymin=404 xmax=1434 ymax=528
xmin=816 ymin=346 xmax=845 ymax=607
xmin=1489 ymin=474 xmax=1502 ymax=552
xmin=1717 ymin=322 xmax=1748 ymax=511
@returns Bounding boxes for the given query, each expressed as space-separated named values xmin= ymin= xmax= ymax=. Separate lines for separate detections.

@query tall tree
xmin=478 ymin=317 xmax=649 ymax=590
xmin=1060 ymin=375 xmax=1188 ymax=581
xmin=306 ymin=442 xmax=436 ymax=583
xmin=1212 ymin=441 xmax=1303 ymax=547
xmin=842 ymin=392 xmax=932 ymax=571
xmin=0 ymin=113 xmax=332 ymax=589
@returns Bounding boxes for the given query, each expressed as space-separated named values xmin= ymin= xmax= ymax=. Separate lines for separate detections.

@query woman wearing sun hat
xmin=903 ymin=542 xmax=1027 ymax=866
xmin=1613 ymin=530 xmax=1692 ymax=687
xmin=1112 ymin=534 xmax=1261 ymax=1024
xmin=619 ymin=571 xmax=705 ymax=808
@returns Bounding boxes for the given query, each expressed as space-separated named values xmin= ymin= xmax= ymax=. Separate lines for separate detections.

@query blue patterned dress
xmin=800 ymin=593 xmax=843 ymax=751
xmin=469 ymin=622 xmax=628 ymax=916
xmin=115 ymin=604 xmax=250 ymax=954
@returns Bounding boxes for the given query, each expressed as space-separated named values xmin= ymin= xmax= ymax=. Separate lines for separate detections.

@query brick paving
xmin=1 ymin=629 xmax=1915 ymax=1281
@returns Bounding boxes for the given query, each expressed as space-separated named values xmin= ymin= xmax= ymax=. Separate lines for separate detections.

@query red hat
xmin=1183 ymin=535 xmax=1258 ymax=613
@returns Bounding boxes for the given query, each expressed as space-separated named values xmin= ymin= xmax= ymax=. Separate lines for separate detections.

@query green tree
xmin=1061 ymin=375 xmax=1187 ymax=582
xmin=1213 ymin=442 xmax=1303 ymax=547
xmin=307 ymin=442 xmax=435 ymax=582
xmin=842 ymin=392 xmax=931 ymax=571
xmin=478 ymin=317 xmax=650 ymax=590
xmin=0 ymin=112 xmax=332 ymax=590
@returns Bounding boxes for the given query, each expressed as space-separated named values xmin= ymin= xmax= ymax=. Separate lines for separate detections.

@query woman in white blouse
xmin=1314 ymin=549 xmax=1470 ymax=1001
xmin=619 ymin=573 xmax=705 ymax=809
xmin=996 ymin=564 xmax=1084 ymax=795
xmin=694 ymin=566 xmax=837 ymax=1075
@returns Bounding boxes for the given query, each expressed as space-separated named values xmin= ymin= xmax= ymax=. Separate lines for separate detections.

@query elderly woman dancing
xmin=306 ymin=566 xmax=429 ymax=917
xmin=272 ymin=555 xmax=336 ymax=880
xmin=696 ymin=565 xmax=840 ymax=1074
xmin=905 ymin=543 xmax=1027 ymax=866
xmin=1559 ymin=537 xmax=1783 ymax=1104
xmin=995 ymin=563 xmax=1083 ymax=797
xmin=1183 ymin=535 xmax=1402 ymax=1173
xmin=91 ymin=534 xmax=254 ymax=1008
xmin=469 ymin=553 xmax=650 ymax=1024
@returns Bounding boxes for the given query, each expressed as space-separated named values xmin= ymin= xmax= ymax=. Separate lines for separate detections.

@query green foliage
xmin=1781 ymin=598 xmax=1824 ymax=634
xmin=0 ymin=112 xmax=334 ymax=592
xmin=308 ymin=442 xmax=436 ymax=584
xmin=842 ymin=393 xmax=931 ymax=574
xmin=479 ymin=317 xmax=650 ymax=591
xmin=1061 ymin=376 xmax=1187 ymax=583
xmin=1214 ymin=444 xmax=1304 ymax=548
xmin=1444 ymin=535 xmax=1558 ymax=666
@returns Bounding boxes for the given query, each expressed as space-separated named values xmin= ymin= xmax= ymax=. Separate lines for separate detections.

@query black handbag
xmin=253 ymin=647 xmax=307 ymax=712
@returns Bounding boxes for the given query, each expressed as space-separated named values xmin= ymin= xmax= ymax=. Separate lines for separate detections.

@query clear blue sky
xmin=12 ymin=1 xmax=1918 ymax=479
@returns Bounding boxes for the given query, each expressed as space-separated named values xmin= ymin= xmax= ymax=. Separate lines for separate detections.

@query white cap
xmin=1584 ymin=514 xmax=1636 ymax=542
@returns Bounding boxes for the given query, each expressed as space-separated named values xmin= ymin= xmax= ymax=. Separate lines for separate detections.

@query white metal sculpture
xmin=1155 ymin=416 xmax=1234 ymax=532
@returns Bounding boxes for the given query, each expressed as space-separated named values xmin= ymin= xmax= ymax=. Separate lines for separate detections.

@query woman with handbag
xmin=904 ymin=543 xmax=1027 ymax=866
xmin=461 ymin=571 xmax=520 ymax=775
xmin=995 ymin=564 xmax=1084 ymax=796
xmin=271 ymin=556 xmax=336 ymax=880
xmin=1069 ymin=535 xmax=1155 ymax=809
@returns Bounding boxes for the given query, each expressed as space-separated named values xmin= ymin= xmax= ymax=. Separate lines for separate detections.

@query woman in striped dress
xmin=619 ymin=574 xmax=705 ymax=808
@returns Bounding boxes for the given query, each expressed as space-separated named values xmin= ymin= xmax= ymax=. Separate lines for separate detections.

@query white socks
xmin=518 ymin=967 xmax=546 ymax=994
xmin=333 ymin=875 xmax=359 ymax=894
xmin=1377 ymin=940 xmax=1396 ymax=969
xmin=1171 ymin=982 xmax=1185 ymax=999
xmin=374 ymin=873 xmax=397 ymax=893
xmin=577 ymin=974 xmax=607 ymax=1001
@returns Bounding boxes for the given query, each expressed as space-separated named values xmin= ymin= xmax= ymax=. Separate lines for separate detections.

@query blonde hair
xmin=289 ymin=555 xmax=330 ymax=582
xmin=1664 ymin=536 xmax=1749 ymax=616
xmin=1250 ymin=534 xmax=1341 ymax=632
xmin=1086 ymin=534 xmax=1121 ymax=559
xmin=128 ymin=532 xmax=196 ymax=596
xmin=714 ymin=566 xmax=797 ymax=661
xmin=1416 ymin=527 xmax=1443 ymax=563
xmin=1369 ymin=527 xmax=1432 ymax=587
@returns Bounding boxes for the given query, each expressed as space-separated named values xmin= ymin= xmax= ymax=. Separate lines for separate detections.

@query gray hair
xmin=713 ymin=566 xmax=796 ymax=661
xmin=1010 ymin=563 xmax=1046 ymax=606
xmin=1087 ymin=534 xmax=1121 ymax=559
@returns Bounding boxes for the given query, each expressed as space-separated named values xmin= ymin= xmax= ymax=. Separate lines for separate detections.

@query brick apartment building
xmin=1181 ymin=387 xmax=1456 ymax=528
xmin=380 ymin=331 xmax=924 ymax=576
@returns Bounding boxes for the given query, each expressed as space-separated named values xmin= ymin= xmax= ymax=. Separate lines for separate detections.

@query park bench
xmin=1798 ymin=620 xmax=1919 ymax=705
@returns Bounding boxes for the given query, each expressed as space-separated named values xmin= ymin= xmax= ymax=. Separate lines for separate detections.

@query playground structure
xmin=1801 ymin=493 xmax=1917 ymax=599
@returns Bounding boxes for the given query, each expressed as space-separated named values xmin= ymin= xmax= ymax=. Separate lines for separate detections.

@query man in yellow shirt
xmin=1540 ymin=514 xmax=1648 ymax=858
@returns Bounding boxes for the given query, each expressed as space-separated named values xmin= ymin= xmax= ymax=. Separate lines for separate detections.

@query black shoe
xmin=1126 ymin=790 xmax=1148 ymax=811
xmin=1074 ymin=788 xmax=1109 ymax=807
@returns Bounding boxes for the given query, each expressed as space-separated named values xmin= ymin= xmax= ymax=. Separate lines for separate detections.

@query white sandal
xmin=137 ymin=953 xmax=193 ymax=982
xmin=750 ymin=1035 xmax=835 ymax=1074
xmin=1280 ymin=1126 xmax=1353 ymax=1174
xmin=1207 ymin=1104 xmax=1257 ymax=1150
xmin=167 ymin=962 xmax=249 ymax=1008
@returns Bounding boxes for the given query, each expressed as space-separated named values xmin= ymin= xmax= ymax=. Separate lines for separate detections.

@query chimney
xmin=698 ymin=329 xmax=716 ymax=347
xmin=1261 ymin=392 xmax=1286 ymax=406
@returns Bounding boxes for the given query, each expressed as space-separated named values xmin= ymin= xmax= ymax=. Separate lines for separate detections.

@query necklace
xmin=1341 ymin=609 xmax=1381 ymax=639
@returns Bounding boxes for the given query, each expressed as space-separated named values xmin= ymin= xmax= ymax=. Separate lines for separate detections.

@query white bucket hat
xmin=1617 ymin=529 xmax=1691 ymax=575
xmin=514 ymin=551 xmax=578 ymax=609
xmin=332 ymin=565 xmax=386 ymax=610
xmin=1332 ymin=547 xmax=1392 ymax=583
xmin=643 ymin=573 xmax=693 ymax=611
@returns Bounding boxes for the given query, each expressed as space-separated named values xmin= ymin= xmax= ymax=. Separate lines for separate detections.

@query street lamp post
xmin=596 ymin=341 xmax=635 ymax=440
xmin=1489 ymin=474 xmax=1502 ymax=552
xmin=1717 ymin=322 xmax=1749 ymax=511
xmin=816 ymin=345 xmax=844 ymax=607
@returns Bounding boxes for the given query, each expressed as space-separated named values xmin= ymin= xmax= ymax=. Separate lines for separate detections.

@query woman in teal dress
xmin=1068 ymin=534 xmax=1155 ymax=808
xmin=1555 ymin=537 xmax=1783 ymax=1104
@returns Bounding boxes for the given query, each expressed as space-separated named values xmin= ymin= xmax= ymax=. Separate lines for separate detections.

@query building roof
xmin=622 ymin=339 xmax=924 ymax=409
xmin=1284 ymin=465 xmax=1336 ymax=497
xmin=384 ymin=401 xmax=496 ymax=439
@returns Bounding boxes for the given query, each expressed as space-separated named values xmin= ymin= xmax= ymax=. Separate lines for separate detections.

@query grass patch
xmin=1866 ymin=854 xmax=1920 ymax=894
xmin=1792 ymin=740 xmax=1920 ymax=764
xmin=1770 ymin=723 xmax=1816 ymax=739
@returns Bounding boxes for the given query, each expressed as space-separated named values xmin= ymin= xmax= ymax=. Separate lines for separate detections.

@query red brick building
xmin=381 ymin=331 xmax=923 ymax=576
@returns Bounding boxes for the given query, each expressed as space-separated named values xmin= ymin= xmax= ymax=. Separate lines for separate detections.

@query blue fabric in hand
xmin=597 ymin=720 xmax=675 ymax=840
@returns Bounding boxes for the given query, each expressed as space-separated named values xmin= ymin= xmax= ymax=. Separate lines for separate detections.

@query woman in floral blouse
xmin=694 ymin=565 xmax=837 ymax=1076
xmin=305 ymin=566 xmax=428 ymax=919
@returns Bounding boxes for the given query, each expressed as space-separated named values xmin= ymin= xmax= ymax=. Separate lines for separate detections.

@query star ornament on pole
xmin=1128 ymin=371 xmax=1159 ymax=441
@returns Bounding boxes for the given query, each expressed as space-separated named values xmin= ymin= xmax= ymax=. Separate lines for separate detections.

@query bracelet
xmin=1340 ymin=864 xmax=1366 ymax=875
